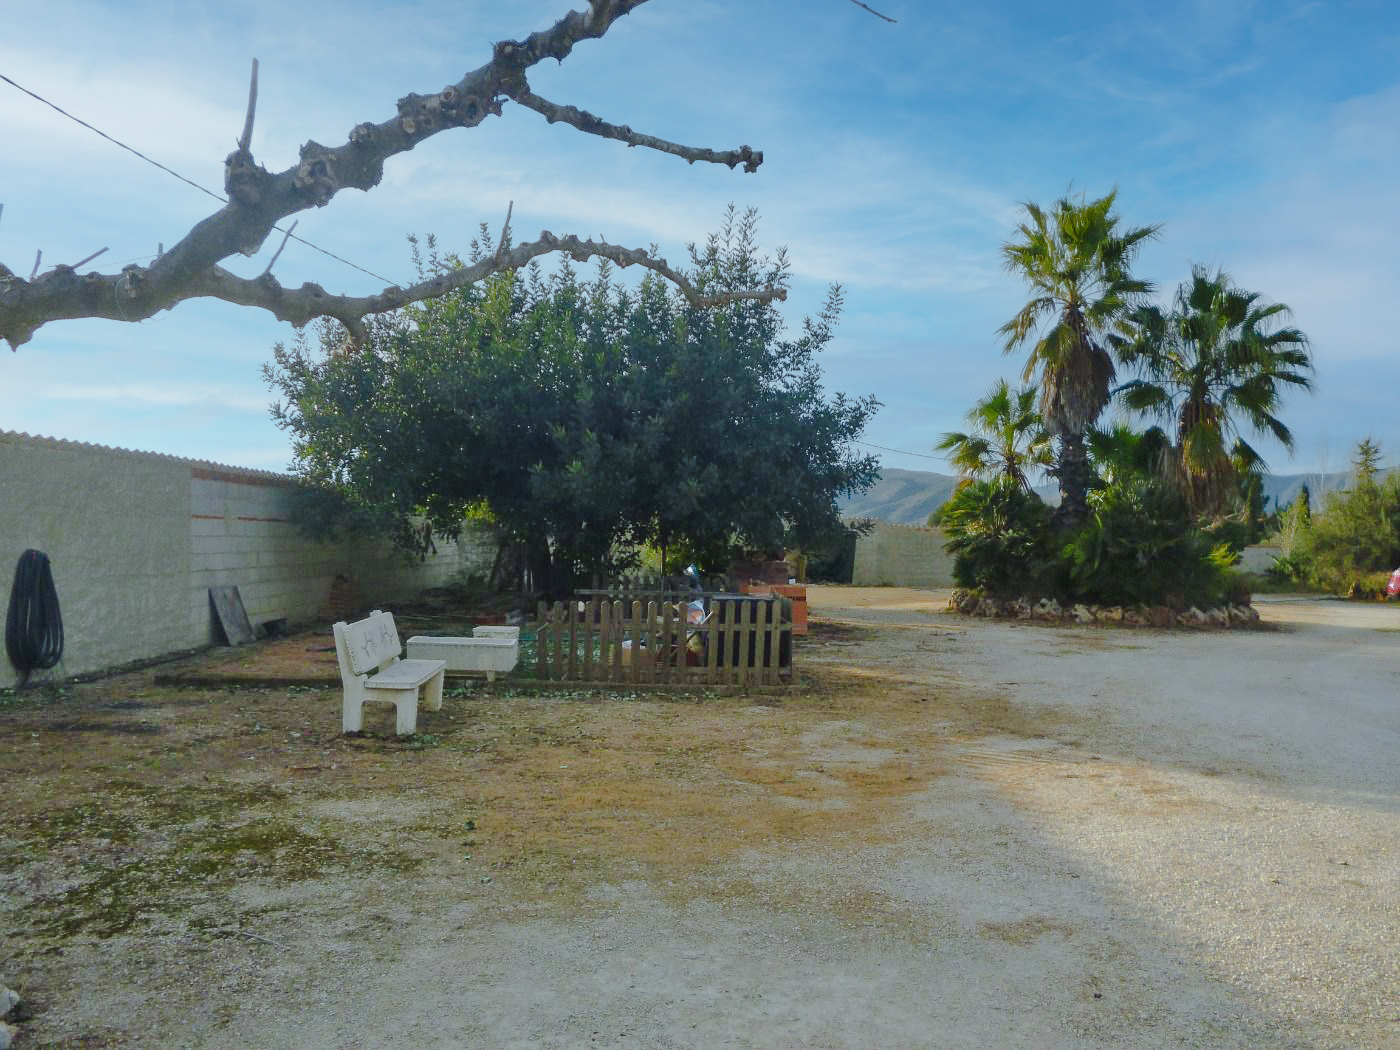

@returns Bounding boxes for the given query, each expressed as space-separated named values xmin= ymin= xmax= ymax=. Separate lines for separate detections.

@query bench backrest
xmin=338 ymin=610 xmax=402 ymax=676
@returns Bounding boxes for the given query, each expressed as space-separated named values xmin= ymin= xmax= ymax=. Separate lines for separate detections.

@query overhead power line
xmin=855 ymin=440 xmax=947 ymax=461
xmin=0 ymin=72 xmax=400 ymax=287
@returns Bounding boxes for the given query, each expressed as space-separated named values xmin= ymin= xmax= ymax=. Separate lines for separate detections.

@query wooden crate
xmin=741 ymin=583 xmax=808 ymax=634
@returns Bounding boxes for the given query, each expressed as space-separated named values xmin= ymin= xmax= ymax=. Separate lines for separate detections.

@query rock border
xmin=947 ymin=589 xmax=1261 ymax=629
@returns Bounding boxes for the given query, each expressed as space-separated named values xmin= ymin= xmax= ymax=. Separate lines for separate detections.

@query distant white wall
xmin=1238 ymin=543 xmax=1282 ymax=574
xmin=2 ymin=433 xmax=494 ymax=689
xmin=852 ymin=524 xmax=955 ymax=588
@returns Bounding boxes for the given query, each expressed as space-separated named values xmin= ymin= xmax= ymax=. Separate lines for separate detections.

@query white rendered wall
xmin=2 ymin=432 xmax=494 ymax=688
xmin=852 ymin=523 xmax=956 ymax=588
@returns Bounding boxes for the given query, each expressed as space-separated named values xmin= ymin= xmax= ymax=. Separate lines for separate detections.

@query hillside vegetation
xmin=840 ymin=466 xmax=1355 ymax=526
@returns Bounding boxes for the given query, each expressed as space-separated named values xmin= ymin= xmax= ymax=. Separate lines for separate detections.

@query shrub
xmin=1292 ymin=471 xmax=1400 ymax=593
xmin=1061 ymin=479 xmax=1229 ymax=608
xmin=935 ymin=481 xmax=1057 ymax=596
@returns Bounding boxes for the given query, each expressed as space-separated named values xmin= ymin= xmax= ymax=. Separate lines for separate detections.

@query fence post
xmin=619 ymin=600 xmax=634 ymax=684
xmin=639 ymin=601 xmax=654 ymax=685
xmin=763 ymin=598 xmax=781 ymax=685
xmin=536 ymin=600 xmax=551 ymax=679
xmin=580 ymin=598 xmax=591 ymax=681
xmin=739 ymin=599 xmax=753 ymax=688
xmin=703 ymin=602 xmax=719 ymax=686
xmin=605 ymin=601 xmax=619 ymax=682
xmin=551 ymin=602 xmax=564 ymax=681
xmin=660 ymin=600 xmax=676 ymax=685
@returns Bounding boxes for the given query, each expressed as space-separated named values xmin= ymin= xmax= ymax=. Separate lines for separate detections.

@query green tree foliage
xmin=1269 ymin=482 xmax=1313 ymax=581
xmin=936 ymin=379 xmax=1052 ymax=493
xmin=265 ymin=208 xmax=879 ymax=591
xmin=943 ymin=201 xmax=1312 ymax=609
xmin=1295 ymin=483 xmax=1313 ymax=530
xmin=935 ymin=470 xmax=1236 ymax=608
xmin=1235 ymin=472 xmax=1281 ymax=546
xmin=999 ymin=189 xmax=1161 ymax=525
xmin=1085 ymin=421 xmax=1172 ymax=487
xmin=1291 ymin=441 xmax=1400 ymax=591
xmin=1352 ymin=438 xmax=1383 ymax=483
xmin=1116 ymin=265 xmax=1313 ymax=518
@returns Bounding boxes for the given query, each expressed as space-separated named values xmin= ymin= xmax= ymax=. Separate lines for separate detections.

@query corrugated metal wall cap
xmin=0 ymin=429 xmax=292 ymax=481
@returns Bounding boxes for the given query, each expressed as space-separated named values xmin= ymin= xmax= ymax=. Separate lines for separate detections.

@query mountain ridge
xmin=839 ymin=465 xmax=1365 ymax=526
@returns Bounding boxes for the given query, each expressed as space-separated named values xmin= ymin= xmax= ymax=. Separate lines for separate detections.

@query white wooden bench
xmin=406 ymin=626 xmax=520 ymax=681
xmin=333 ymin=610 xmax=446 ymax=736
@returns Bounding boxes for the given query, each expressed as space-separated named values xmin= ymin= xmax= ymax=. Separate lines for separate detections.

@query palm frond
xmin=1117 ymin=263 xmax=1313 ymax=514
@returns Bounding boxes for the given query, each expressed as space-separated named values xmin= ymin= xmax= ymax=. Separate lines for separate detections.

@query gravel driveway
xmin=376 ymin=589 xmax=1398 ymax=1050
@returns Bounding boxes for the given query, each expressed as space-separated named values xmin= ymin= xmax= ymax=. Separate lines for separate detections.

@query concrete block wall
xmin=187 ymin=464 xmax=496 ymax=641
xmin=2 ymin=432 xmax=495 ymax=689
xmin=188 ymin=467 xmax=338 ymax=642
xmin=852 ymin=523 xmax=955 ymax=588
xmin=1 ymin=433 xmax=193 ymax=688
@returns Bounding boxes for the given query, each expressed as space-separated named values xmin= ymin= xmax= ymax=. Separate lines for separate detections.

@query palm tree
xmin=999 ymin=189 xmax=1161 ymax=526
xmin=1085 ymin=420 xmax=1172 ymax=488
xmin=936 ymin=378 xmax=1052 ymax=493
xmin=1116 ymin=265 xmax=1313 ymax=518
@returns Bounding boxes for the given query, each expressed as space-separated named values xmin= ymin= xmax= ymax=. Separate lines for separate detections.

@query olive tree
xmin=266 ymin=210 xmax=879 ymax=591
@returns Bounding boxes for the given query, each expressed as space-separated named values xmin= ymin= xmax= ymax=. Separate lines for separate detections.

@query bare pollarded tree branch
xmin=505 ymin=85 xmax=762 ymax=172
xmin=0 ymin=0 xmax=779 ymax=350
xmin=191 ymin=230 xmax=787 ymax=345
xmin=847 ymin=0 xmax=896 ymax=23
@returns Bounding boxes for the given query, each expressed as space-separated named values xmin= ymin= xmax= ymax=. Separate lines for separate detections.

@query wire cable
xmin=855 ymin=440 xmax=946 ymax=461
xmin=5 ymin=549 xmax=64 ymax=683
xmin=1 ymin=72 xmax=401 ymax=287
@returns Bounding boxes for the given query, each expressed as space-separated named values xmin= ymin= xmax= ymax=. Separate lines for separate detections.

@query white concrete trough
xmin=471 ymin=625 xmax=521 ymax=641
xmin=406 ymin=632 xmax=519 ymax=681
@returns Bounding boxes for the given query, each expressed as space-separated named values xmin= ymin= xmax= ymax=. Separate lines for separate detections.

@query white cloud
xmin=39 ymin=383 xmax=269 ymax=413
xmin=4 ymin=0 xmax=1398 ymax=477
xmin=1160 ymin=83 xmax=1400 ymax=364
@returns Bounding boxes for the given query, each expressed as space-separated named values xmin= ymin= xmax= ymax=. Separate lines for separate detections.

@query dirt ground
xmin=2 ymin=587 xmax=1397 ymax=1049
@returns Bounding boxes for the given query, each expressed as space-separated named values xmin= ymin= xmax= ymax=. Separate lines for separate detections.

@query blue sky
xmin=2 ymin=0 xmax=1397 ymax=479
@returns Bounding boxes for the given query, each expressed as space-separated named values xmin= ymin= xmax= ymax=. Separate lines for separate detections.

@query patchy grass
xmin=0 ymin=611 xmax=1093 ymax=963
xmin=0 ymin=621 xmax=986 ymax=944
xmin=3 ymin=779 xmax=427 ymax=940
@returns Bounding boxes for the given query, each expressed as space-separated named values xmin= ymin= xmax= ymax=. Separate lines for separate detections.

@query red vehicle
xmin=1387 ymin=569 xmax=1400 ymax=598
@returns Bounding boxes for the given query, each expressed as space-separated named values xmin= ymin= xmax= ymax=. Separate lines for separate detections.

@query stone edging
xmin=947 ymin=589 xmax=1261 ymax=628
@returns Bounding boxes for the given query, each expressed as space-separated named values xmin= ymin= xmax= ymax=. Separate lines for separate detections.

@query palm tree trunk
xmin=1051 ymin=431 xmax=1094 ymax=528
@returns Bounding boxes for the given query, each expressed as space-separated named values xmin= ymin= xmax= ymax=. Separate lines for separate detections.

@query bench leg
xmin=391 ymin=688 xmax=420 ymax=736
xmin=422 ymin=669 xmax=444 ymax=712
xmin=357 ymin=687 xmax=421 ymax=735
xmin=342 ymin=694 xmax=365 ymax=734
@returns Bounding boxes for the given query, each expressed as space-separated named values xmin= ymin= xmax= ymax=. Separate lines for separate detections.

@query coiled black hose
xmin=6 ymin=549 xmax=64 ymax=682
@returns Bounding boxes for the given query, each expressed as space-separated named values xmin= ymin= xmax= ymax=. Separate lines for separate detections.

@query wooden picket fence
xmin=575 ymin=573 xmax=728 ymax=607
xmin=534 ymin=596 xmax=793 ymax=687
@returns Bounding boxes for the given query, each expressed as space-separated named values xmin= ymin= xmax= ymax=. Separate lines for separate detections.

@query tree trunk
xmin=524 ymin=535 xmax=557 ymax=599
xmin=1051 ymin=431 xmax=1094 ymax=529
